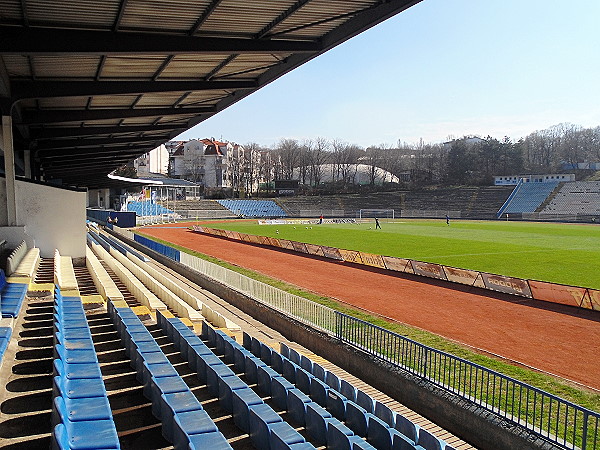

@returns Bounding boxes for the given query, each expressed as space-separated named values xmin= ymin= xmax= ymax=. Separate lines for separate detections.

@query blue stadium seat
xmin=326 ymin=419 xmax=357 ymax=450
xmin=269 ymin=421 xmax=306 ymax=450
xmin=312 ymin=362 xmax=325 ymax=381
xmin=374 ymin=401 xmax=395 ymax=427
xmin=218 ymin=375 xmax=248 ymax=413
xmin=257 ymin=365 xmax=283 ymax=396
xmin=309 ymin=376 xmax=331 ymax=406
xmin=248 ymin=403 xmax=284 ymax=450
xmin=367 ymin=414 xmax=398 ymax=450
xmin=271 ymin=376 xmax=296 ymax=410
xmin=326 ymin=390 xmax=348 ymax=421
xmin=340 ymin=379 xmax=357 ymax=403
xmin=188 ymin=431 xmax=233 ymax=450
xmin=305 ymin=402 xmax=336 ymax=446
xmin=346 ymin=401 xmax=370 ymax=437
xmin=231 ymin=388 xmax=264 ymax=432
xmin=287 ymin=388 xmax=312 ymax=426
xmin=172 ymin=409 xmax=219 ymax=450
xmin=356 ymin=389 xmax=374 ymax=413
xmin=159 ymin=391 xmax=204 ymax=442
xmin=416 ymin=428 xmax=445 ymax=450
xmin=394 ymin=413 xmax=419 ymax=445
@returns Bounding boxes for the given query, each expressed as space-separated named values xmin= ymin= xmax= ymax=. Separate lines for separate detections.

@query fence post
xmin=335 ymin=311 xmax=343 ymax=342
xmin=582 ymin=410 xmax=588 ymax=450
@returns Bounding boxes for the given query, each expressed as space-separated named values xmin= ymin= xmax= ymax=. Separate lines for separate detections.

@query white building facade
xmin=134 ymin=144 xmax=169 ymax=176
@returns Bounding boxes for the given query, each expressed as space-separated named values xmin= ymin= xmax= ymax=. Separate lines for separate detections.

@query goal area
xmin=358 ymin=209 xmax=395 ymax=219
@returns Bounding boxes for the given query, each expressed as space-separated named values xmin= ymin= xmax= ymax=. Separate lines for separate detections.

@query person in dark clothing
xmin=445 ymin=214 xmax=450 ymax=226
xmin=375 ymin=218 xmax=381 ymax=229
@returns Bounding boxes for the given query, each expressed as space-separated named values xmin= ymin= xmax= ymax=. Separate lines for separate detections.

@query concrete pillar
xmin=2 ymin=115 xmax=17 ymax=226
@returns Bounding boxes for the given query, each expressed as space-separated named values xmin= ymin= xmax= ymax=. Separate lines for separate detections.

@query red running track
xmin=141 ymin=224 xmax=600 ymax=390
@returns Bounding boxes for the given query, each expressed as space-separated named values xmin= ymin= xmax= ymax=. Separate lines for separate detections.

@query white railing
xmin=178 ymin=252 xmax=337 ymax=333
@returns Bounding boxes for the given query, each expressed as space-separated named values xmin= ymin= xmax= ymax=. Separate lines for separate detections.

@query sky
xmin=177 ymin=0 xmax=600 ymax=148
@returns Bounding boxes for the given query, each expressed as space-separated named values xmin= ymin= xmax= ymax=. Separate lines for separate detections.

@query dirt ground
xmin=141 ymin=224 xmax=600 ymax=390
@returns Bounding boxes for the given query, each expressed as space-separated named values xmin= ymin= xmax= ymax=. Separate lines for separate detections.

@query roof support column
xmin=2 ymin=115 xmax=18 ymax=225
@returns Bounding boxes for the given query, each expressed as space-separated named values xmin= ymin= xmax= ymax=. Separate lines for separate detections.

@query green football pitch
xmin=200 ymin=219 xmax=600 ymax=290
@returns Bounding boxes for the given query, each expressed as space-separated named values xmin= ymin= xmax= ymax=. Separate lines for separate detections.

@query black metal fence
xmin=335 ymin=312 xmax=599 ymax=450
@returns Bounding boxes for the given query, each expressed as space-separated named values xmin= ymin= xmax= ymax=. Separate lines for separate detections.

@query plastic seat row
xmin=126 ymin=201 xmax=174 ymax=216
xmin=278 ymin=343 xmax=455 ymax=450
xmin=0 ymin=325 xmax=12 ymax=367
xmin=157 ymin=310 xmax=312 ymax=450
xmin=203 ymin=323 xmax=383 ymax=449
xmin=89 ymin=240 xmax=166 ymax=312
xmin=51 ymin=287 xmax=120 ymax=450
xmin=108 ymin=301 xmax=231 ymax=450
xmin=0 ymin=268 xmax=29 ymax=318
xmin=107 ymin=245 xmax=202 ymax=323
xmin=217 ymin=199 xmax=287 ymax=218
xmin=6 ymin=241 xmax=41 ymax=278
xmin=54 ymin=250 xmax=79 ymax=292
xmin=85 ymin=247 xmax=124 ymax=302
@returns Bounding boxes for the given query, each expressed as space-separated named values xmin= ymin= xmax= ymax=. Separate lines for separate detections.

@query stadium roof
xmin=0 ymin=0 xmax=421 ymax=188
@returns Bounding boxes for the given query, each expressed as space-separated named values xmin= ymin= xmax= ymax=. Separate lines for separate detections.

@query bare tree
xmin=308 ymin=137 xmax=330 ymax=187
xmin=275 ymin=138 xmax=301 ymax=180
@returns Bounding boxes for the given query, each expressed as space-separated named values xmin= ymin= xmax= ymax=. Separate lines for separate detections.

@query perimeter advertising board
xmin=291 ymin=241 xmax=309 ymax=254
xmin=338 ymin=249 xmax=363 ymax=265
xmin=528 ymin=280 xmax=586 ymax=307
xmin=582 ymin=289 xmax=600 ymax=311
xmin=443 ymin=266 xmax=485 ymax=288
xmin=481 ymin=273 xmax=532 ymax=297
xmin=305 ymin=243 xmax=325 ymax=257
xmin=189 ymin=226 xmax=596 ymax=313
xmin=359 ymin=252 xmax=386 ymax=269
xmin=321 ymin=246 xmax=343 ymax=260
xmin=382 ymin=256 xmax=412 ymax=273
xmin=410 ymin=261 xmax=447 ymax=280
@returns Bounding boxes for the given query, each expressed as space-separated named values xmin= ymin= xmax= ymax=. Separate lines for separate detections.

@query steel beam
xmin=12 ymin=80 xmax=257 ymax=101
xmin=30 ymin=124 xmax=181 ymax=139
xmin=34 ymin=135 xmax=164 ymax=150
xmin=19 ymin=106 xmax=215 ymax=124
xmin=0 ymin=27 xmax=320 ymax=55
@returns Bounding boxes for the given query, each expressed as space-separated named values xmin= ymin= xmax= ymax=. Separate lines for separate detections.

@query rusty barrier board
xmin=481 ymin=273 xmax=532 ymax=297
xmin=528 ymin=280 xmax=587 ymax=308
xmin=266 ymin=237 xmax=282 ymax=247
xmin=338 ymin=249 xmax=363 ymax=265
xmin=359 ymin=252 xmax=386 ymax=269
xmin=291 ymin=241 xmax=309 ymax=254
xmin=382 ymin=256 xmax=412 ymax=273
xmin=305 ymin=243 xmax=325 ymax=257
xmin=321 ymin=246 xmax=343 ymax=261
xmin=443 ymin=266 xmax=486 ymax=288
xmin=411 ymin=261 xmax=447 ymax=280
xmin=582 ymin=289 xmax=600 ymax=311
xmin=277 ymin=239 xmax=294 ymax=251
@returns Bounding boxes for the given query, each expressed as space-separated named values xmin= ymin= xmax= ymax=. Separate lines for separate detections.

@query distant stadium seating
xmin=126 ymin=201 xmax=174 ymax=216
xmin=277 ymin=187 xmax=514 ymax=219
xmin=499 ymin=181 xmax=560 ymax=215
xmin=541 ymin=181 xmax=600 ymax=215
xmin=217 ymin=199 xmax=287 ymax=218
